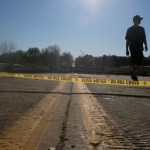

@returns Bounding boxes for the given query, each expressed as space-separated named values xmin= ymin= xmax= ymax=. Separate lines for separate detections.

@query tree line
xmin=0 ymin=42 xmax=150 ymax=72
xmin=0 ymin=45 xmax=74 ymax=69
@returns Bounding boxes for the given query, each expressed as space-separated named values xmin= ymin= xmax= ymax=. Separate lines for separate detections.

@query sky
xmin=0 ymin=0 xmax=150 ymax=58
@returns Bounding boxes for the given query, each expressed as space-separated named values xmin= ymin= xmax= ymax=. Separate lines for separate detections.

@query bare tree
xmin=0 ymin=41 xmax=17 ymax=54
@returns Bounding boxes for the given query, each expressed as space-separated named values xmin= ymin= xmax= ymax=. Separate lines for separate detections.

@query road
xmin=0 ymin=74 xmax=150 ymax=150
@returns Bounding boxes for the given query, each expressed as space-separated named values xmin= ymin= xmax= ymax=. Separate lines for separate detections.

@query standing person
xmin=125 ymin=15 xmax=148 ymax=81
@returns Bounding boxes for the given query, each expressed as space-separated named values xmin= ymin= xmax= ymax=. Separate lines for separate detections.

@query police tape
xmin=0 ymin=72 xmax=150 ymax=87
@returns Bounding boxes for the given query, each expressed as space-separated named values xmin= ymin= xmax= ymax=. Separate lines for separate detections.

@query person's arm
xmin=144 ymin=40 xmax=148 ymax=51
xmin=143 ymin=28 xmax=148 ymax=51
xmin=125 ymin=28 xmax=130 ymax=56
xmin=126 ymin=40 xmax=130 ymax=56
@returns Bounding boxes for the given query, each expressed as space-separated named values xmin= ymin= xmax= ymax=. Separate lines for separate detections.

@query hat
xmin=133 ymin=15 xmax=143 ymax=21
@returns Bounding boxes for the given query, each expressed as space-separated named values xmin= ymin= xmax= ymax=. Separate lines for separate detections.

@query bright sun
xmin=83 ymin=0 xmax=101 ymax=15
xmin=77 ymin=0 xmax=102 ymax=28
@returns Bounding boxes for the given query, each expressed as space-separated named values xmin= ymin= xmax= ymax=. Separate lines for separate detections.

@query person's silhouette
xmin=125 ymin=15 xmax=148 ymax=81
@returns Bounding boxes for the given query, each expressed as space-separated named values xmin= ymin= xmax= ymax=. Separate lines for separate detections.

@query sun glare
xmin=83 ymin=0 xmax=100 ymax=15
xmin=77 ymin=0 xmax=102 ymax=28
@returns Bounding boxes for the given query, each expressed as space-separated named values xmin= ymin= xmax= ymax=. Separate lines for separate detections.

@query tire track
xmin=85 ymin=83 xmax=150 ymax=149
xmin=78 ymin=83 xmax=136 ymax=150
xmin=0 ymin=82 xmax=65 ymax=150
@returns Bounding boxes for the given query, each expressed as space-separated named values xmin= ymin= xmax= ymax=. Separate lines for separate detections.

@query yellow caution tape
xmin=0 ymin=72 xmax=150 ymax=87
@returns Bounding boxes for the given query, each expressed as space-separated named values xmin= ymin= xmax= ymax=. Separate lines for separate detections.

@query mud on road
xmin=0 ymin=74 xmax=150 ymax=150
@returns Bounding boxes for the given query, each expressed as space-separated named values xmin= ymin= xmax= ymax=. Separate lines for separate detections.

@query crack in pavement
xmin=56 ymin=83 xmax=73 ymax=150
